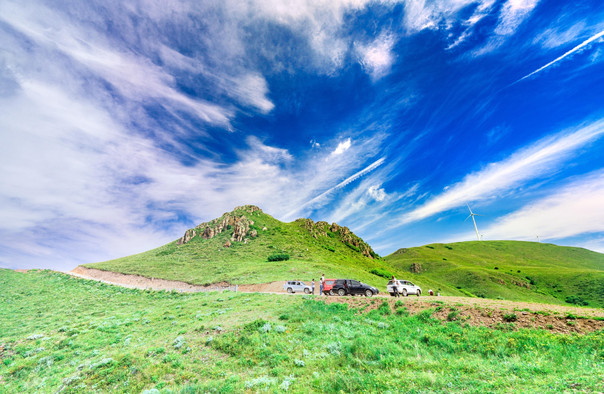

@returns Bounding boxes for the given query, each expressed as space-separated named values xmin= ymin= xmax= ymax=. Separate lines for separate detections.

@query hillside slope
xmin=84 ymin=205 xmax=392 ymax=286
xmin=385 ymin=241 xmax=604 ymax=308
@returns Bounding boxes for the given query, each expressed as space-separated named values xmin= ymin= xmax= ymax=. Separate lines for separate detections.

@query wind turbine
xmin=465 ymin=203 xmax=481 ymax=241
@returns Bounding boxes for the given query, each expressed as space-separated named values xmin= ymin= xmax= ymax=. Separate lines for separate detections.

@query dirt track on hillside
xmin=61 ymin=267 xmax=603 ymax=333
xmin=69 ymin=266 xmax=286 ymax=293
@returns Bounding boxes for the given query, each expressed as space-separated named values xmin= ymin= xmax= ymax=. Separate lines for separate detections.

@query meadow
xmin=1 ymin=269 xmax=602 ymax=393
xmin=84 ymin=207 xmax=604 ymax=309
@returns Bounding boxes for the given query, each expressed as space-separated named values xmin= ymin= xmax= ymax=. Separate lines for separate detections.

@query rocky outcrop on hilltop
xmin=296 ymin=218 xmax=378 ymax=259
xmin=177 ymin=205 xmax=261 ymax=245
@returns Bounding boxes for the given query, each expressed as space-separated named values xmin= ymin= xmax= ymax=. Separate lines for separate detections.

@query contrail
xmin=285 ymin=157 xmax=386 ymax=218
xmin=514 ymin=29 xmax=604 ymax=84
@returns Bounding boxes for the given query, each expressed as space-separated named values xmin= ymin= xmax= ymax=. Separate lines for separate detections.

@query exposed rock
xmin=177 ymin=208 xmax=259 ymax=246
xmin=232 ymin=215 xmax=250 ymax=242
xmin=177 ymin=229 xmax=196 ymax=245
xmin=409 ymin=262 xmax=423 ymax=273
xmin=262 ymin=227 xmax=267 ymax=231
xmin=234 ymin=205 xmax=262 ymax=214
xmin=250 ymin=230 xmax=258 ymax=238
xmin=223 ymin=240 xmax=231 ymax=248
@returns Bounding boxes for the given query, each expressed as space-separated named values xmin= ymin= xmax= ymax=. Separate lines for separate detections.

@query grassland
xmin=385 ymin=241 xmax=604 ymax=308
xmin=1 ymin=269 xmax=603 ymax=392
xmin=84 ymin=206 xmax=604 ymax=309
xmin=85 ymin=207 xmax=394 ymax=287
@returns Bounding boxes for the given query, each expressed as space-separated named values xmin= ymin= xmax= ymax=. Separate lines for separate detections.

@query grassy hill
xmin=85 ymin=205 xmax=394 ymax=287
xmin=385 ymin=241 xmax=604 ymax=308
xmin=2 ymin=269 xmax=602 ymax=392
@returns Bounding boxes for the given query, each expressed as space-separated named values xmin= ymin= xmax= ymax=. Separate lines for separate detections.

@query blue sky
xmin=1 ymin=0 xmax=603 ymax=271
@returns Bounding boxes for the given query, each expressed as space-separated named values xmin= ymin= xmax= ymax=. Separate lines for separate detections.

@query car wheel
xmin=402 ymin=288 xmax=408 ymax=297
xmin=365 ymin=289 xmax=373 ymax=297
xmin=304 ymin=288 xmax=310 ymax=294
xmin=337 ymin=289 xmax=346 ymax=296
xmin=329 ymin=290 xmax=334 ymax=296
xmin=417 ymin=290 xmax=421 ymax=297
xmin=287 ymin=287 xmax=293 ymax=294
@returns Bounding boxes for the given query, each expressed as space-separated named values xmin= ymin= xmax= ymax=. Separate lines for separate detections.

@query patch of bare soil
xmin=321 ymin=296 xmax=604 ymax=334
xmin=69 ymin=266 xmax=234 ymax=292
xmin=68 ymin=266 xmax=288 ymax=293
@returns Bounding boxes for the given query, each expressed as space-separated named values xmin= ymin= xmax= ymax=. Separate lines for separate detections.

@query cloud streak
xmin=482 ymin=169 xmax=604 ymax=241
xmin=515 ymin=29 xmax=604 ymax=83
xmin=399 ymin=118 xmax=604 ymax=224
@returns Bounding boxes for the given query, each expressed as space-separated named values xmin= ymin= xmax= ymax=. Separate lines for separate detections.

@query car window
xmin=387 ymin=280 xmax=393 ymax=285
xmin=351 ymin=280 xmax=360 ymax=286
xmin=326 ymin=280 xmax=334 ymax=285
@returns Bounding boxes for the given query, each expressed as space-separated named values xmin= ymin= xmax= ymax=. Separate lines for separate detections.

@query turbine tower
xmin=465 ymin=203 xmax=481 ymax=241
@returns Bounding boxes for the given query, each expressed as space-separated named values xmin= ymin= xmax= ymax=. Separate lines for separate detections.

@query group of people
xmin=309 ymin=274 xmax=326 ymax=295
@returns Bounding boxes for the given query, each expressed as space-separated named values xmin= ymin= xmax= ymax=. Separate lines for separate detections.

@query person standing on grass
xmin=320 ymin=274 xmax=325 ymax=295
xmin=311 ymin=279 xmax=315 ymax=294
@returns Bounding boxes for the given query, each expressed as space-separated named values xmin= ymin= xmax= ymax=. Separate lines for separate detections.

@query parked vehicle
xmin=283 ymin=281 xmax=312 ymax=294
xmin=332 ymin=279 xmax=379 ymax=297
xmin=387 ymin=280 xmax=421 ymax=297
xmin=322 ymin=279 xmax=336 ymax=295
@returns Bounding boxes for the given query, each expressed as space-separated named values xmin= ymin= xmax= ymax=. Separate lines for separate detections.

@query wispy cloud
xmin=481 ymin=169 xmax=604 ymax=241
xmin=494 ymin=0 xmax=540 ymax=36
xmin=398 ymin=118 xmax=604 ymax=224
xmin=515 ymin=29 xmax=604 ymax=83
xmin=356 ymin=32 xmax=396 ymax=80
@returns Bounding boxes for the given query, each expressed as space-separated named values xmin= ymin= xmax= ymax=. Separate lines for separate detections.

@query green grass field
xmin=84 ymin=206 xmax=604 ymax=309
xmin=1 ymin=269 xmax=603 ymax=392
xmin=385 ymin=241 xmax=604 ymax=308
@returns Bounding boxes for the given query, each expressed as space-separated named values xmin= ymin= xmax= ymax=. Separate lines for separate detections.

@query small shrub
xmin=565 ymin=313 xmax=577 ymax=320
xmin=294 ymin=359 xmax=305 ymax=367
xmin=275 ymin=325 xmax=286 ymax=333
xmin=503 ymin=313 xmax=517 ymax=322
xmin=494 ymin=267 xmax=499 ymax=270
xmin=565 ymin=296 xmax=588 ymax=306
xmin=369 ymin=268 xmax=394 ymax=279
xmin=447 ymin=311 xmax=459 ymax=321
xmin=394 ymin=300 xmax=403 ymax=308
xmin=173 ymin=336 xmax=186 ymax=349
xmin=268 ymin=253 xmax=290 ymax=262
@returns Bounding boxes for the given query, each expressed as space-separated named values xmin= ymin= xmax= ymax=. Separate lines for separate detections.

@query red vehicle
xmin=322 ymin=279 xmax=336 ymax=295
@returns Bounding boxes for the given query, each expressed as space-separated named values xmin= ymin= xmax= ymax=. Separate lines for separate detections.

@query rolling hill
xmin=84 ymin=205 xmax=604 ymax=308
xmin=84 ymin=205 xmax=393 ymax=286
xmin=385 ymin=241 xmax=604 ymax=308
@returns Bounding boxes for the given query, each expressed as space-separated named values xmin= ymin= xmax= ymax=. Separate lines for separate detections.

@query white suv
xmin=283 ymin=281 xmax=312 ymax=294
xmin=387 ymin=280 xmax=422 ymax=297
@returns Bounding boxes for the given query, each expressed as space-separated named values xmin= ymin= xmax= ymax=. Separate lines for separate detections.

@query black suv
xmin=332 ymin=279 xmax=379 ymax=297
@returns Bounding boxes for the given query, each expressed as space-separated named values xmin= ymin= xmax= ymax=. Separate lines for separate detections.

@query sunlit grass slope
xmin=385 ymin=241 xmax=604 ymax=308
xmin=1 ymin=270 xmax=602 ymax=392
xmin=85 ymin=206 xmax=393 ymax=287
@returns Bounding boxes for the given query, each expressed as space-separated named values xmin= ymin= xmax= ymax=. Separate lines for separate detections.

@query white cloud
xmin=357 ymin=33 xmax=396 ymax=80
xmin=532 ymin=22 xmax=587 ymax=49
xmin=332 ymin=138 xmax=352 ymax=155
xmin=494 ymin=0 xmax=540 ymax=36
xmin=399 ymin=118 xmax=604 ymax=224
xmin=472 ymin=0 xmax=539 ymax=55
xmin=367 ymin=185 xmax=387 ymax=201
xmin=0 ymin=2 xmax=235 ymax=126
xmin=482 ymin=170 xmax=604 ymax=241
